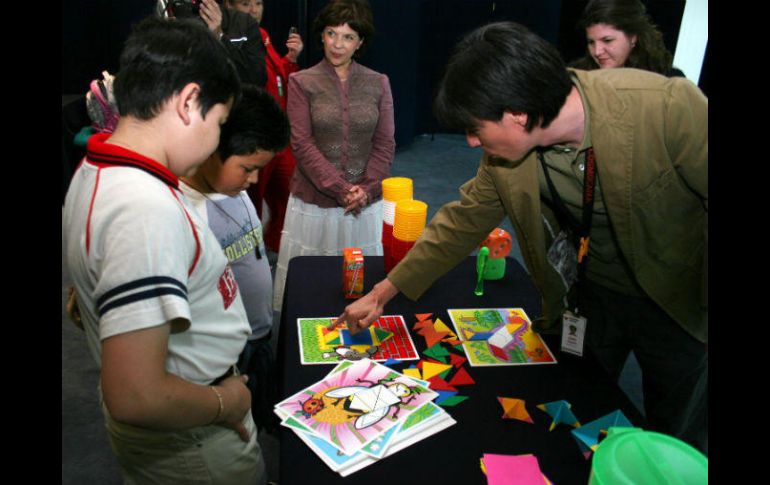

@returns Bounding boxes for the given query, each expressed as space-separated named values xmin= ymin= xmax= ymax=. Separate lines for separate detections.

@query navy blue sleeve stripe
xmin=97 ymin=276 xmax=187 ymax=307
xmin=98 ymin=287 xmax=188 ymax=317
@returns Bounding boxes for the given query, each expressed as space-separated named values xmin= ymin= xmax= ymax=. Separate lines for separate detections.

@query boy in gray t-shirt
xmin=181 ymin=85 xmax=290 ymax=432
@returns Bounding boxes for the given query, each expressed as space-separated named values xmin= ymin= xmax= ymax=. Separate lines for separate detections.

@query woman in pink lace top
xmin=273 ymin=0 xmax=395 ymax=311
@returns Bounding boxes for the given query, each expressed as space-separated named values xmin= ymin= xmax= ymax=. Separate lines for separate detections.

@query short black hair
xmin=217 ymin=85 xmax=290 ymax=160
xmin=434 ymin=21 xmax=572 ymax=133
xmin=114 ymin=16 xmax=241 ymax=121
xmin=313 ymin=0 xmax=375 ymax=58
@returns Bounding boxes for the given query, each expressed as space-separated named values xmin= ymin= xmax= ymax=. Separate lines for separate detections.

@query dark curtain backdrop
xmin=62 ymin=0 xmax=691 ymax=149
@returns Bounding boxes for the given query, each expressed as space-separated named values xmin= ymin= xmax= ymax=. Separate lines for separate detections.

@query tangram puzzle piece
xmin=498 ymin=397 xmax=534 ymax=423
xmin=415 ymin=313 xmax=433 ymax=322
xmin=465 ymin=329 xmax=493 ymax=341
xmin=339 ymin=328 xmax=374 ymax=346
xmin=481 ymin=453 xmax=552 ymax=485
xmin=416 ymin=358 xmax=443 ymax=370
xmin=434 ymin=390 xmax=457 ymax=404
xmin=402 ymin=367 xmax=422 ymax=380
xmin=449 ymin=353 xmax=467 ymax=368
xmin=422 ymin=361 xmax=454 ymax=380
xmin=427 ymin=376 xmax=457 ymax=392
xmin=537 ymin=400 xmax=581 ymax=431
xmin=413 ymin=319 xmax=434 ymax=331
xmin=383 ymin=358 xmax=402 ymax=367
xmin=437 ymin=395 xmax=468 ymax=407
xmin=571 ymin=410 xmax=633 ymax=459
xmin=423 ymin=343 xmax=450 ymax=362
xmin=489 ymin=344 xmax=511 ymax=362
xmin=420 ymin=328 xmax=451 ymax=348
xmin=433 ymin=318 xmax=458 ymax=339
xmin=447 ymin=367 xmax=475 ymax=387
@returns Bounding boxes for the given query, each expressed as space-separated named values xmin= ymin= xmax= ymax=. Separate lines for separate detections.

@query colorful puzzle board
xmin=298 ymin=315 xmax=419 ymax=365
xmin=447 ymin=308 xmax=557 ymax=366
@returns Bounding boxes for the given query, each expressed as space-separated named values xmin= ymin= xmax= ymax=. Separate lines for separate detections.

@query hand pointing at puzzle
xmin=338 ymin=278 xmax=400 ymax=334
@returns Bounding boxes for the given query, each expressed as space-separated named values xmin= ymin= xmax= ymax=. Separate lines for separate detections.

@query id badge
xmin=560 ymin=311 xmax=587 ymax=356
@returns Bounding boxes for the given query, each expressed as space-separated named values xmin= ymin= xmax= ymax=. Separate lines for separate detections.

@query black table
xmin=277 ymin=256 xmax=646 ymax=484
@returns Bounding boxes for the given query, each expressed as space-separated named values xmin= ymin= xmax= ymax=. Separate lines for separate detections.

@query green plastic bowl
xmin=590 ymin=428 xmax=707 ymax=485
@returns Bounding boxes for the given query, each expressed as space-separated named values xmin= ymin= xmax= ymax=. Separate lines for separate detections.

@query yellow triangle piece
xmin=433 ymin=318 xmax=454 ymax=334
xmin=403 ymin=368 xmax=422 ymax=380
xmin=422 ymin=362 xmax=453 ymax=380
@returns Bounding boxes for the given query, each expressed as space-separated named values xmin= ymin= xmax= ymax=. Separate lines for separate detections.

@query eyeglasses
xmin=323 ymin=28 xmax=360 ymax=44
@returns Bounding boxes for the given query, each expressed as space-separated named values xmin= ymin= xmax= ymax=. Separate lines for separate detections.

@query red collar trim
xmin=85 ymin=133 xmax=179 ymax=188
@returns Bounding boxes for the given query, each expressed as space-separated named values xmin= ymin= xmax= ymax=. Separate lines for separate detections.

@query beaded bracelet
xmin=209 ymin=386 xmax=224 ymax=425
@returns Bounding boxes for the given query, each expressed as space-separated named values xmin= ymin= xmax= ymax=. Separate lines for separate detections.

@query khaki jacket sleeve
xmin=665 ymin=79 xmax=708 ymax=316
xmin=387 ymin=159 xmax=506 ymax=300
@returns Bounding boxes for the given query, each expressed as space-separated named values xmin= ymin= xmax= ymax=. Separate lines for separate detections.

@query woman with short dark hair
xmin=273 ymin=0 xmax=395 ymax=311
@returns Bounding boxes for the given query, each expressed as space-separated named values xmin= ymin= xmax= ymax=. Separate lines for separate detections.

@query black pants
xmin=580 ymin=280 xmax=708 ymax=454
xmin=237 ymin=337 xmax=280 ymax=433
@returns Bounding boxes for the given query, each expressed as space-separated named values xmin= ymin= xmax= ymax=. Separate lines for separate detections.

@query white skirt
xmin=273 ymin=194 xmax=383 ymax=311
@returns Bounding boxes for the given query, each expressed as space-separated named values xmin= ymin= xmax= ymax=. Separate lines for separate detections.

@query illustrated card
xmin=447 ymin=308 xmax=557 ymax=366
xmin=275 ymin=359 xmax=438 ymax=455
xmin=298 ymin=315 xmax=419 ymax=365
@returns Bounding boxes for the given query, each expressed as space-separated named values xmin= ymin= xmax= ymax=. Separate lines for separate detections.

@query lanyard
xmin=539 ymin=147 xmax=597 ymax=313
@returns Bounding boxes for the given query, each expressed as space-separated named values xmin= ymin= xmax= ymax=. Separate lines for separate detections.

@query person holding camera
xmin=225 ymin=0 xmax=304 ymax=260
xmin=159 ymin=0 xmax=267 ymax=86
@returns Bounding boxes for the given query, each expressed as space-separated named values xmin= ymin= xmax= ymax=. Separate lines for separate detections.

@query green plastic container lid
xmin=590 ymin=427 xmax=708 ymax=485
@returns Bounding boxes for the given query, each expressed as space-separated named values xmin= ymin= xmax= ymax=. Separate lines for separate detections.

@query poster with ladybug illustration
xmin=275 ymin=359 xmax=439 ymax=456
xmin=276 ymin=399 xmax=455 ymax=476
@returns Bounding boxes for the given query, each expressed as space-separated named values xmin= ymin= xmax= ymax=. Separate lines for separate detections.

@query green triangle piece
xmin=328 ymin=336 xmax=341 ymax=345
xmin=423 ymin=344 xmax=449 ymax=362
xmin=438 ymin=368 xmax=452 ymax=380
xmin=437 ymin=395 xmax=469 ymax=407
xmin=373 ymin=327 xmax=393 ymax=343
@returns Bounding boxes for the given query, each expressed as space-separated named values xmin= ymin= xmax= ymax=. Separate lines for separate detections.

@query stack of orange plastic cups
xmin=381 ymin=177 xmax=413 ymax=272
xmin=388 ymin=199 xmax=427 ymax=271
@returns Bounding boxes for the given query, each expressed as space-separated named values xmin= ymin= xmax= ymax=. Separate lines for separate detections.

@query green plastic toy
xmin=474 ymin=247 xmax=489 ymax=296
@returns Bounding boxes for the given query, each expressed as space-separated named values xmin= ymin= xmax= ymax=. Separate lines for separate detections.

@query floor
xmin=61 ymin=133 xmax=644 ymax=484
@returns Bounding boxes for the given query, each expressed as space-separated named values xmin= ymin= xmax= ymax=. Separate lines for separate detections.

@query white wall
xmin=673 ymin=0 xmax=708 ymax=83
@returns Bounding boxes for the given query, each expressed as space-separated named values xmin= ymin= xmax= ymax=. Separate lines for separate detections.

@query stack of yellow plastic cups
xmin=389 ymin=199 xmax=428 ymax=271
xmin=381 ymin=177 xmax=413 ymax=271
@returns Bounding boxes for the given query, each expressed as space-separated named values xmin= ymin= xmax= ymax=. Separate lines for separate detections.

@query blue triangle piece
xmin=383 ymin=358 xmax=402 ymax=366
xmin=434 ymin=390 xmax=458 ymax=404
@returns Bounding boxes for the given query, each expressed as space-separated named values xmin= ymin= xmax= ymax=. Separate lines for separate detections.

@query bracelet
xmin=209 ymin=386 xmax=224 ymax=425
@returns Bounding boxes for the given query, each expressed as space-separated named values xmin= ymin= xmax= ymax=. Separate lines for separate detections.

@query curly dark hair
xmin=571 ymin=0 xmax=675 ymax=75
xmin=312 ymin=0 xmax=375 ymax=58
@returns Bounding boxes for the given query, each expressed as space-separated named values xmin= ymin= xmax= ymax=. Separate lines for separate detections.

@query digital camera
xmin=166 ymin=0 xmax=203 ymax=19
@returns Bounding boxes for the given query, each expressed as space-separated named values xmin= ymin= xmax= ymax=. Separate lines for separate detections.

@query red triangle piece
xmin=447 ymin=366 xmax=475 ymax=386
xmin=449 ymin=353 xmax=467 ymax=368
xmin=427 ymin=376 xmax=458 ymax=392
xmin=425 ymin=331 xmax=450 ymax=349
xmin=415 ymin=313 xmax=433 ymax=322
xmin=413 ymin=319 xmax=434 ymax=331
xmin=490 ymin=345 xmax=510 ymax=361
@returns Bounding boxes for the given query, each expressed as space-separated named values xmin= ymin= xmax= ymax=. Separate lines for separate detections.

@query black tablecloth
xmin=277 ymin=256 xmax=646 ymax=484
